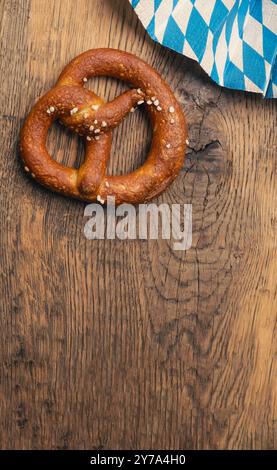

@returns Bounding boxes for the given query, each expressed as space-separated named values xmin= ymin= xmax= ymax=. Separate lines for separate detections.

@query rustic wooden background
xmin=0 ymin=0 xmax=276 ymax=450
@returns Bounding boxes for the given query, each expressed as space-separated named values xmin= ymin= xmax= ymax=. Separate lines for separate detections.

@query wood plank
xmin=0 ymin=0 xmax=276 ymax=450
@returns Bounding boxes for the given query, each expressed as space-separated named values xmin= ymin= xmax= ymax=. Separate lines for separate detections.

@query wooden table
xmin=0 ymin=0 xmax=276 ymax=450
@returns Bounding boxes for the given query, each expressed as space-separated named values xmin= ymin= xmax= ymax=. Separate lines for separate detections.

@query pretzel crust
xmin=20 ymin=49 xmax=187 ymax=204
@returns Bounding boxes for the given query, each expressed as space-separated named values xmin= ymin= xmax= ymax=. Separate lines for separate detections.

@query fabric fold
xmin=129 ymin=0 xmax=277 ymax=98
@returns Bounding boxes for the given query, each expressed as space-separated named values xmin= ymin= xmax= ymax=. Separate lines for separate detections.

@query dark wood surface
xmin=0 ymin=0 xmax=276 ymax=450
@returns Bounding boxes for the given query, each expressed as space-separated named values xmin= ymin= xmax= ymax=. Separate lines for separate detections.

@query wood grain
xmin=0 ymin=0 xmax=276 ymax=450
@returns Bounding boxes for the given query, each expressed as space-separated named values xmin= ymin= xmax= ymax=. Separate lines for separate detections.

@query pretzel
xmin=20 ymin=49 xmax=187 ymax=205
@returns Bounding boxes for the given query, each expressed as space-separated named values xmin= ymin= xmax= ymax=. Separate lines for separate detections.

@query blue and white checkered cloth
xmin=129 ymin=0 xmax=277 ymax=98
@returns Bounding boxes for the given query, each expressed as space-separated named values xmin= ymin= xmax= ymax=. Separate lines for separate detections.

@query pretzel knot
xmin=20 ymin=49 xmax=187 ymax=205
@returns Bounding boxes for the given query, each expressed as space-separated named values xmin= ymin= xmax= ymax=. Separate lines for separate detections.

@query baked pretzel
xmin=20 ymin=49 xmax=187 ymax=205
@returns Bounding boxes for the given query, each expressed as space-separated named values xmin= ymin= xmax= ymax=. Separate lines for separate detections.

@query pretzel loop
xmin=20 ymin=49 xmax=187 ymax=204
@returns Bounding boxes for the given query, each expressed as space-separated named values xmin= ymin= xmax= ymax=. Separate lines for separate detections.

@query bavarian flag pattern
xmin=130 ymin=0 xmax=277 ymax=98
